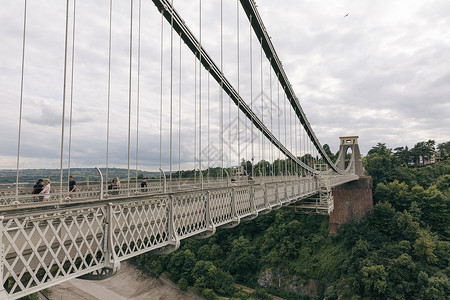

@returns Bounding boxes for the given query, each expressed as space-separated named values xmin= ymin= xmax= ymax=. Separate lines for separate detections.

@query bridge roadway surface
xmin=0 ymin=174 xmax=357 ymax=299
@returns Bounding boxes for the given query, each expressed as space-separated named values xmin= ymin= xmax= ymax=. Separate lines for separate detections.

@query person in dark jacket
xmin=140 ymin=178 xmax=148 ymax=192
xmin=68 ymin=175 xmax=77 ymax=198
xmin=32 ymin=179 xmax=45 ymax=201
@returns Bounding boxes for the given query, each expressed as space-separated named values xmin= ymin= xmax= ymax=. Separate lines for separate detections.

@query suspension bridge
xmin=0 ymin=0 xmax=368 ymax=298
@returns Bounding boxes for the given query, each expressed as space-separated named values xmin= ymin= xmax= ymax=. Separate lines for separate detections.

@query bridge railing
xmin=0 ymin=174 xmax=318 ymax=208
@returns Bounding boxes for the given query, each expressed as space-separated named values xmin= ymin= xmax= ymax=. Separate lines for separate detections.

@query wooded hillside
xmin=131 ymin=142 xmax=449 ymax=299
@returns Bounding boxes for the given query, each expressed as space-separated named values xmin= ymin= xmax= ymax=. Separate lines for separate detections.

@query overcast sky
xmin=1 ymin=0 xmax=449 ymax=171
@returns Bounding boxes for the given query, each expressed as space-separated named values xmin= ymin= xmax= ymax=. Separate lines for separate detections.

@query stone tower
xmin=336 ymin=136 xmax=365 ymax=176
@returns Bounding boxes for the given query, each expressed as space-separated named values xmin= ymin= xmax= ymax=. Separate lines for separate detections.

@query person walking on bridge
xmin=111 ymin=177 xmax=121 ymax=195
xmin=68 ymin=175 xmax=77 ymax=198
xmin=140 ymin=177 xmax=148 ymax=192
xmin=32 ymin=179 xmax=45 ymax=201
xmin=39 ymin=179 xmax=51 ymax=201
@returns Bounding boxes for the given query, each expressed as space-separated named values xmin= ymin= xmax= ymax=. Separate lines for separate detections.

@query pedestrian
xmin=32 ymin=179 xmax=45 ymax=202
xmin=32 ymin=179 xmax=44 ymax=194
xmin=140 ymin=177 xmax=148 ymax=192
xmin=68 ymin=175 xmax=77 ymax=198
xmin=39 ymin=179 xmax=51 ymax=201
xmin=112 ymin=177 xmax=120 ymax=195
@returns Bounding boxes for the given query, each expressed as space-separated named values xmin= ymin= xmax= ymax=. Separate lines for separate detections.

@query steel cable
xmin=60 ymin=0 xmax=70 ymax=199
xmin=15 ymin=0 xmax=28 ymax=198
xmin=68 ymin=0 xmax=77 ymax=189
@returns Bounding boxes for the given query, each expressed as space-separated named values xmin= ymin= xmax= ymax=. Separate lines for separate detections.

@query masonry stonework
xmin=329 ymin=176 xmax=373 ymax=233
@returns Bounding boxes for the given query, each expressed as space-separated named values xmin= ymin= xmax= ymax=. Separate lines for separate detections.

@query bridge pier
xmin=329 ymin=176 xmax=373 ymax=233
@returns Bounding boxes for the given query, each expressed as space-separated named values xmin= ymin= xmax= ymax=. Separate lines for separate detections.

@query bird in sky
xmin=344 ymin=13 xmax=349 ymax=17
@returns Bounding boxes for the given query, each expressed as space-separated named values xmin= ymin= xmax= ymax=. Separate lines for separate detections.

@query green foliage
xmin=19 ymin=294 xmax=39 ymax=300
xmin=128 ymin=140 xmax=449 ymax=299
xmin=178 ymin=277 xmax=188 ymax=291
xmin=438 ymin=141 xmax=450 ymax=159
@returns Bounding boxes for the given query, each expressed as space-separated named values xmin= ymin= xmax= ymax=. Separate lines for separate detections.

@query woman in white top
xmin=40 ymin=179 xmax=51 ymax=201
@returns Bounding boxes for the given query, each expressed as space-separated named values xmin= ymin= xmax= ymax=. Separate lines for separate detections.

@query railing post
xmin=250 ymin=185 xmax=258 ymax=217
xmin=291 ymin=180 xmax=295 ymax=201
xmin=284 ymin=182 xmax=288 ymax=202
xmin=206 ymin=191 xmax=211 ymax=223
xmin=275 ymin=183 xmax=280 ymax=205
xmin=96 ymin=167 xmax=104 ymax=201
xmin=263 ymin=183 xmax=271 ymax=212
xmin=168 ymin=195 xmax=174 ymax=242
xmin=224 ymin=169 xmax=229 ymax=187
xmin=159 ymin=168 xmax=167 ymax=193
xmin=224 ymin=188 xmax=240 ymax=228
xmin=198 ymin=191 xmax=216 ymax=238
xmin=104 ymin=202 xmax=120 ymax=272
xmin=0 ymin=216 xmax=7 ymax=299
xmin=231 ymin=188 xmax=237 ymax=220
xmin=152 ymin=195 xmax=179 ymax=254
xmin=199 ymin=170 xmax=204 ymax=190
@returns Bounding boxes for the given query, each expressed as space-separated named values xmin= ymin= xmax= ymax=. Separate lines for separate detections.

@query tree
xmin=360 ymin=265 xmax=388 ymax=297
xmin=394 ymin=146 xmax=411 ymax=166
xmin=227 ymin=236 xmax=257 ymax=282
xmin=364 ymin=150 xmax=396 ymax=186
xmin=368 ymin=143 xmax=391 ymax=156
xmin=167 ymin=249 xmax=197 ymax=283
xmin=413 ymin=230 xmax=438 ymax=264
xmin=411 ymin=140 xmax=435 ymax=165
xmin=323 ymin=144 xmax=337 ymax=162
xmin=374 ymin=180 xmax=410 ymax=211
xmin=437 ymin=141 xmax=450 ymax=158
xmin=436 ymin=174 xmax=450 ymax=191
xmin=418 ymin=187 xmax=450 ymax=239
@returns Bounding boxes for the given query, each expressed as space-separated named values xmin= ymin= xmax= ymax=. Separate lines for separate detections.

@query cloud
xmin=1 ymin=0 xmax=449 ymax=171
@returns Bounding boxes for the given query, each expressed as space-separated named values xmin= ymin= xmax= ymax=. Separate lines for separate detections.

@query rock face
xmin=258 ymin=269 xmax=318 ymax=298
